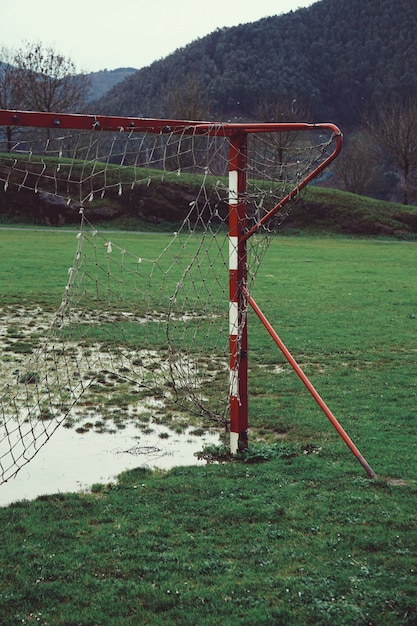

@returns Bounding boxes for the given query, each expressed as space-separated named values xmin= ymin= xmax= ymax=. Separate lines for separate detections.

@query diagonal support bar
xmin=242 ymin=129 xmax=342 ymax=242
xmin=243 ymin=286 xmax=376 ymax=478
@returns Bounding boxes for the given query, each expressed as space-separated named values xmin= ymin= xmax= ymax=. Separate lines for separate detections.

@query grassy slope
xmin=98 ymin=185 xmax=417 ymax=237
xmin=291 ymin=187 xmax=417 ymax=237
xmin=63 ymin=186 xmax=417 ymax=237
xmin=1 ymin=152 xmax=417 ymax=236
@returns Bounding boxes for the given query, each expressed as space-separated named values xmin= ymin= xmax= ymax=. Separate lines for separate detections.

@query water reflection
xmin=0 ymin=422 xmax=220 ymax=507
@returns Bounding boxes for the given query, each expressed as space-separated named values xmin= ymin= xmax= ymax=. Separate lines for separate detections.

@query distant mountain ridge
xmin=92 ymin=0 xmax=417 ymax=127
xmin=87 ymin=67 xmax=137 ymax=101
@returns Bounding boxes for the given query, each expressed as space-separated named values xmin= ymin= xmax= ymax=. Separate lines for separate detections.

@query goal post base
xmin=229 ymin=429 xmax=249 ymax=455
xmin=230 ymin=432 xmax=240 ymax=455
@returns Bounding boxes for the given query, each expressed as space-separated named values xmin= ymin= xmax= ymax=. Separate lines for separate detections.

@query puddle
xmin=0 ymin=422 xmax=221 ymax=507
xmin=0 ymin=305 xmax=224 ymax=507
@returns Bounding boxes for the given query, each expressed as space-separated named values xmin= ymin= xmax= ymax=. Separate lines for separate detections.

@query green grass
xmin=0 ymin=228 xmax=192 ymax=308
xmin=295 ymin=186 xmax=417 ymax=236
xmin=1 ymin=461 xmax=416 ymax=625
xmin=0 ymin=228 xmax=416 ymax=624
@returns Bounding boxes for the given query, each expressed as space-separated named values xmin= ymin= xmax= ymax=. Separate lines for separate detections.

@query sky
xmin=1 ymin=0 xmax=317 ymax=73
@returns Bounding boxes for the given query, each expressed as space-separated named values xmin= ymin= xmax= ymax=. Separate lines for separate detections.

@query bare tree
xmin=165 ymin=75 xmax=212 ymax=121
xmin=0 ymin=46 xmax=26 ymax=151
xmin=0 ymin=47 xmax=22 ymax=108
xmin=162 ymin=76 xmax=214 ymax=172
xmin=334 ymin=131 xmax=382 ymax=197
xmin=363 ymin=98 xmax=417 ymax=205
xmin=255 ymin=93 xmax=311 ymax=123
xmin=254 ymin=94 xmax=312 ymax=177
xmin=13 ymin=41 xmax=91 ymax=113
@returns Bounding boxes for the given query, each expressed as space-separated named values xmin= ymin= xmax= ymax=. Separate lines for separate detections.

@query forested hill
xmin=94 ymin=0 xmax=417 ymax=127
xmin=87 ymin=68 xmax=137 ymax=101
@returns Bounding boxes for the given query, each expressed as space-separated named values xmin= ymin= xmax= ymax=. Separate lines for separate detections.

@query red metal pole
xmin=243 ymin=286 xmax=376 ymax=478
xmin=229 ymin=133 xmax=249 ymax=453
xmin=0 ymin=109 xmax=342 ymax=142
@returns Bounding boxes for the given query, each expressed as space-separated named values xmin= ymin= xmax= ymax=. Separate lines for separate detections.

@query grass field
xmin=0 ymin=227 xmax=416 ymax=624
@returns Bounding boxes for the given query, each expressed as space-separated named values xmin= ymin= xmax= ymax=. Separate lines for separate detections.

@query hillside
xmin=1 ymin=171 xmax=417 ymax=238
xmin=87 ymin=67 xmax=137 ymax=101
xmin=93 ymin=0 xmax=417 ymax=128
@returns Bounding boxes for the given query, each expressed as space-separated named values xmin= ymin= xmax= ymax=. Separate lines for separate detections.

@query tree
xmin=254 ymin=94 xmax=311 ymax=179
xmin=161 ymin=75 xmax=214 ymax=172
xmin=255 ymin=92 xmax=311 ymax=122
xmin=164 ymin=74 xmax=212 ymax=121
xmin=0 ymin=47 xmax=26 ymax=151
xmin=334 ymin=131 xmax=384 ymax=197
xmin=12 ymin=41 xmax=91 ymax=113
xmin=0 ymin=47 xmax=22 ymax=109
xmin=363 ymin=98 xmax=417 ymax=205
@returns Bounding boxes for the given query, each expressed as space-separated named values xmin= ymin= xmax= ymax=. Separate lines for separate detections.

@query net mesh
xmin=0 ymin=119 xmax=340 ymax=483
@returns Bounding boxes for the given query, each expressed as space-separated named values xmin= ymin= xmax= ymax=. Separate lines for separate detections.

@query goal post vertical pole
xmin=229 ymin=132 xmax=249 ymax=453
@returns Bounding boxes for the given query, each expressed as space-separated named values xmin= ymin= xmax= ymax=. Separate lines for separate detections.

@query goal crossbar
xmin=0 ymin=108 xmax=342 ymax=138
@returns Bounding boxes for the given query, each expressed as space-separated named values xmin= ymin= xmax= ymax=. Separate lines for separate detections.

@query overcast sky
xmin=2 ymin=0 xmax=317 ymax=72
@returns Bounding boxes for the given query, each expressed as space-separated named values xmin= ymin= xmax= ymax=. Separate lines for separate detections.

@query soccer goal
xmin=0 ymin=109 xmax=376 ymax=483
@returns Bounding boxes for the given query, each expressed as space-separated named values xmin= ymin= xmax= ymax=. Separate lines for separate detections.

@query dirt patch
xmin=385 ymin=477 xmax=409 ymax=486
